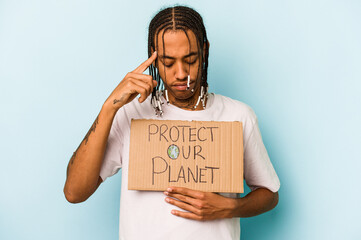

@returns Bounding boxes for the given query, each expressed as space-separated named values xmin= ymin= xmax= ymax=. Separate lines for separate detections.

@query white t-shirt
xmin=100 ymin=93 xmax=280 ymax=240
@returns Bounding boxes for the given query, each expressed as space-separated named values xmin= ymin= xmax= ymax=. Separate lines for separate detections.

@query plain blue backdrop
xmin=1 ymin=0 xmax=360 ymax=239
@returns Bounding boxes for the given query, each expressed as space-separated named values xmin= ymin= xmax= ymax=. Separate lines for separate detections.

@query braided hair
xmin=147 ymin=5 xmax=209 ymax=107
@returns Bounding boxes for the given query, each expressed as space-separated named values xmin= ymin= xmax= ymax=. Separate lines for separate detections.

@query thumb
xmin=153 ymin=80 xmax=158 ymax=88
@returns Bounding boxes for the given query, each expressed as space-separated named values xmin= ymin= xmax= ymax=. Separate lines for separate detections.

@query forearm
xmin=64 ymin=103 xmax=117 ymax=203
xmin=231 ymin=188 xmax=279 ymax=218
xmin=63 ymin=53 xmax=157 ymax=203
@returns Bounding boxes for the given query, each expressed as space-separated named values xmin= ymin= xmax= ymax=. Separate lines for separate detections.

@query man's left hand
xmin=164 ymin=186 xmax=237 ymax=221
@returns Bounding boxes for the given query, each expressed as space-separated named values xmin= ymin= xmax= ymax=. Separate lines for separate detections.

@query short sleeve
xmin=99 ymin=110 xmax=124 ymax=182
xmin=243 ymin=119 xmax=280 ymax=193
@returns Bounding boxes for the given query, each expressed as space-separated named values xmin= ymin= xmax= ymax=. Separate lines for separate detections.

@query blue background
xmin=1 ymin=0 xmax=360 ymax=239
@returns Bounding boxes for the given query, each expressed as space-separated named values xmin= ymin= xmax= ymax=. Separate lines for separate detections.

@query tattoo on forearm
xmin=83 ymin=115 xmax=99 ymax=145
xmin=113 ymin=99 xmax=121 ymax=104
xmin=113 ymin=95 xmax=125 ymax=105
xmin=70 ymin=149 xmax=78 ymax=165
xmin=70 ymin=115 xmax=99 ymax=165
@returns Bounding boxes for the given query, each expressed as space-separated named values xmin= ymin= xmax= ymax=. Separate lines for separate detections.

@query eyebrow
xmin=159 ymin=51 xmax=198 ymax=59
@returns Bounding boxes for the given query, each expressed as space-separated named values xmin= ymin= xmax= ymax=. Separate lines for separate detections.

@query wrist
xmin=102 ymin=99 xmax=120 ymax=115
xmin=229 ymin=197 xmax=244 ymax=218
xmin=101 ymin=100 xmax=119 ymax=117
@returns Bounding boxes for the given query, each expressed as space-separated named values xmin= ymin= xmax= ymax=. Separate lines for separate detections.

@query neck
xmin=170 ymin=97 xmax=201 ymax=111
xmin=165 ymin=86 xmax=207 ymax=111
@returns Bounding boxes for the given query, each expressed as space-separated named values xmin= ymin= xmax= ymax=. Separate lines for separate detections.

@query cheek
xmin=190 ymin=62 xmax=202 ymax=79
xmin=156 ymin=64 xmax=172 ymax=83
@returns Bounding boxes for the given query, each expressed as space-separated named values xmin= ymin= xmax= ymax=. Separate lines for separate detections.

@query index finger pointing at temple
xmin=132 ymin=51 xmax=157 ymax=74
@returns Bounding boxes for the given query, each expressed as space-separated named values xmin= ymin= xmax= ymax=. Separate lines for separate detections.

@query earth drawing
xmin=167 ymin=144 xmax=180 ymax=160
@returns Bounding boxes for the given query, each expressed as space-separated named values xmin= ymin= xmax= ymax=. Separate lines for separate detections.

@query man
xmin=64 ymin=5 xmax=280 ymax=240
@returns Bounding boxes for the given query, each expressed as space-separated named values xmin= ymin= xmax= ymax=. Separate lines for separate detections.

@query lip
xmin=173 ymin=82 xmax=194 ymax=91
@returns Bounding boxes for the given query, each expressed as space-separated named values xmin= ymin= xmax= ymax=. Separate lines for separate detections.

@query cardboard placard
xmin=128 ymin=119 xmax=243 ymax=193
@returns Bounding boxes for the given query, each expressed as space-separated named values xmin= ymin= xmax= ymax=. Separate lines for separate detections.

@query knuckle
xmin=199 ymin=193 xmax=205 ymax=200
xmin=140 ymin=88 xmax=146 ymax=95
xmin=195 ymin=209 xmax=202 ymax=215
xmin=145 ymin=88 xmax=150 ymax=96
xmin=125 ymin=82 xmax=133 ymax=88
xmin=147 ymin=87 xmax=152 ymax=94
xmin=199 ymin=209 xmax=205 ymax=216
xmin=197 ymin=202 xmax=205 ymax=209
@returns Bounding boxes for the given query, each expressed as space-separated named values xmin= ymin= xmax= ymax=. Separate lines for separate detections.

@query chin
xmin=170 ymin=89 xmax=195 ymax=101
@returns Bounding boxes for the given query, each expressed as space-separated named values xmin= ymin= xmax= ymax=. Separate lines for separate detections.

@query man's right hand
xmin=104 ymin=51 xmax=158 ymax=111
xmin=64 ymin=52 xmax=158 ymax=203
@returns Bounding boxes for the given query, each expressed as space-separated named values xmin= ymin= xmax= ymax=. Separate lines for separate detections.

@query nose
xmin=174 ymin=61 xmax=188 ymax=81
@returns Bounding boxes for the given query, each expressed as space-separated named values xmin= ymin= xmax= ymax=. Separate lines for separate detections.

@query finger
xmin=131 ymin=79 xmax=153 ymax=102
xmin=165 ymin=197 xmax=201 ymax=215
xmin=166 ymin=187 xmax=205 ymax=200
xmin=126 ymin=72 xmax=156 ymax=88
xmin=170 ymin=209 xmax=204 ymax=221
xmin=127 ymin=79 xmax=152 ymax=103
xmin=164 ymin=192 xmax=201 ymax=208
xmin=127 ymin=77 xmax=157 ymax=102
xmin=132 ymin=51 xmax=157 ymax=74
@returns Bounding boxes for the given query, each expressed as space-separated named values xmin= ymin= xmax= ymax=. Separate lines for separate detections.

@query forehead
xmin=156 ymin=29 xmax=199 ymax=57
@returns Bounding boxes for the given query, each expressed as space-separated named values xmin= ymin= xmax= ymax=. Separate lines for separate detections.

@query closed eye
xmin=160 ymin=55 xmax=198 ymax=67
xmin=163 ymin=62 xmax=174 ymax=68
xmin=161 ymin=58 xmax=174 ymax=67
xmin=185 ymin=59 xmax=197 ymax=65
xmin=185 ymin=56 xmax=198 ymax=65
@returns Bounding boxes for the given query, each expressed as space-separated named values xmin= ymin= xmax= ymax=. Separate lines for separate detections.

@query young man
xmin=64 ymin=6 xmax=280 ymax=240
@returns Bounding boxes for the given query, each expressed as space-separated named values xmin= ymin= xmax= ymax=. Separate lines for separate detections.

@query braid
xmin=148 ymin=5 xmax=210 ymax=112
